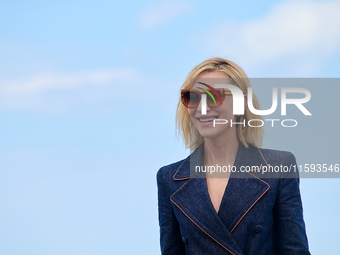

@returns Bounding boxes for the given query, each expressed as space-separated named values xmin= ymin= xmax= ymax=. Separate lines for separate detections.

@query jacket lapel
xmin=218 ymin=172 xmax=270 ymax=233
xmin=219 ymin=144 xmax=270 ymax=233
xmin=171 ymin=143 xmax=270 ymax=254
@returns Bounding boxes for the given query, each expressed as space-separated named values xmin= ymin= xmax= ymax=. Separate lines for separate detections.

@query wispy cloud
xmin=205 ymin=0 xmax=340 ymax=75
xmin=138 ymin=0 xmax=193 ymax=31
xmin=0 ymin=68 xmax=178 ymax=112
xmin=2 ymin=69 xmax=139 ymax=94
xmin=0 ymin=68 xmax=140 ymax=111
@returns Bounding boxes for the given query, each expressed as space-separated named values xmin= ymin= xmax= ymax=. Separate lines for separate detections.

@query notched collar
xmin=173 ymin=142 xmax=269 ymax=180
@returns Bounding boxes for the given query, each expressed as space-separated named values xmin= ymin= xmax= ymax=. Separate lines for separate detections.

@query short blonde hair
xmin=176 ymin=57 xmax=263 ymax=150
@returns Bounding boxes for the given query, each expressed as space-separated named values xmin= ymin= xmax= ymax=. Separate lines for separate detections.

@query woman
xmin=157 ymin=58 xmax=310 ymax=255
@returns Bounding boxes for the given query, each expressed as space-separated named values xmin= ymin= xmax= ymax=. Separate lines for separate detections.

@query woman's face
xmin=188 ymin=71 xmax=238 ymax=139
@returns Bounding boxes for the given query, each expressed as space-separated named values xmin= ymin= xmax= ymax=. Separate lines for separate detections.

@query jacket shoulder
xmin=257 ymin=147 xmax=299 ymax=179
xmin=258 ymin=147 xmax=297 ymax=166
xmin=157 ymin=157 xmax=189 ymax=180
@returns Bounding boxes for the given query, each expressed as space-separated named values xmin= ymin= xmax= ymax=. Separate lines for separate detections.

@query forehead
xmin=191 ymin=72 xmax=233 ymax=89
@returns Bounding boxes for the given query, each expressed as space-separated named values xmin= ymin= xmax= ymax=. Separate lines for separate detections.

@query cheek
xmin=188 ymin=108 xmax=195 ymax=117
xmin=226 ymin=99 xmax=236 ymax=114
xmin=219 ymin=102 xmax=233 ymax=115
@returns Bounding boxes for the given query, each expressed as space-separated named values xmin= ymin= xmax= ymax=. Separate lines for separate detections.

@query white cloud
xmin=2 ymin=68 xmax=139 ymax=94
xmin=0 ymin=68 xmax=140 ymax=111
xmin=205 ymin=0 xmax=340 ymax=74
xmin=138 ymin=0 xmax=193 ymax=31
xmin=0 ymin=68 xmax=179 ymax=112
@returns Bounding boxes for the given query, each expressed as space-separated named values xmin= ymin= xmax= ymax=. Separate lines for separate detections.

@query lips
xmin=197 ymin=116 xmax=219 ymax=123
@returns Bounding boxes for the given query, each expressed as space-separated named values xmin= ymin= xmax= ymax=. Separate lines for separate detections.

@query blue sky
xmin=1 ymin=0 xmax=340 ymax=254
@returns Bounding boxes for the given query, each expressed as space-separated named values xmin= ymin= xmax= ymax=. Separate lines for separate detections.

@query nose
xmin=197 ymin=94 xmax=211 ymax=114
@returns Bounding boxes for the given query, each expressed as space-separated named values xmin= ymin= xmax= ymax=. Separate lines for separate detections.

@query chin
xmin=197 ymin=126 xmax=232 ymax=140
xmin=198 ymin=130 xmax=222 ymax=139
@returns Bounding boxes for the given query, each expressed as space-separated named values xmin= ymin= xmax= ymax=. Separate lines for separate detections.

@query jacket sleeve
xmin=273 ymin=153 xmax=311 ymax=255
xmin=157 ymin=168 xmax=186 ymax=255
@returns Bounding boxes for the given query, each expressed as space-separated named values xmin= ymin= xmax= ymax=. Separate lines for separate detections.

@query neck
xmin=203 ymin=128 xmax=239 ymax=177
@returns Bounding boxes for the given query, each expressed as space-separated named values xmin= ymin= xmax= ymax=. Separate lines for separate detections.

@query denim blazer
xmin=157 ymin=143 xmax=311 ymax=255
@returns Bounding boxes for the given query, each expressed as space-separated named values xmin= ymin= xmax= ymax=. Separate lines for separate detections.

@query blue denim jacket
xmin=157 ymin=143 xmax=311 ymax=255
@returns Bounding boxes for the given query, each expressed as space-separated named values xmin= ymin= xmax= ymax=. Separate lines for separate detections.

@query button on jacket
xmin=157 ymin=143 xmax=311 ymax=255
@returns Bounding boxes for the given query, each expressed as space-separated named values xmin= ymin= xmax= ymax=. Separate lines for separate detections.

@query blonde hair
xmin=176 ymin=57 xmax=263 ymax=150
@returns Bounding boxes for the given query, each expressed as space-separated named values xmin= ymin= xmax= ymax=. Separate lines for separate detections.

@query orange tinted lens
xmin=207 ymin=90 xmax=222 ymax=107
xmin=182 ymin=91 xmax=200 ymax=108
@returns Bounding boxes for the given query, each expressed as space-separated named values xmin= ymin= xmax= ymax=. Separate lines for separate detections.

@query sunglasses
xmin=181 ymin=88 xmax=232 ymax=108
